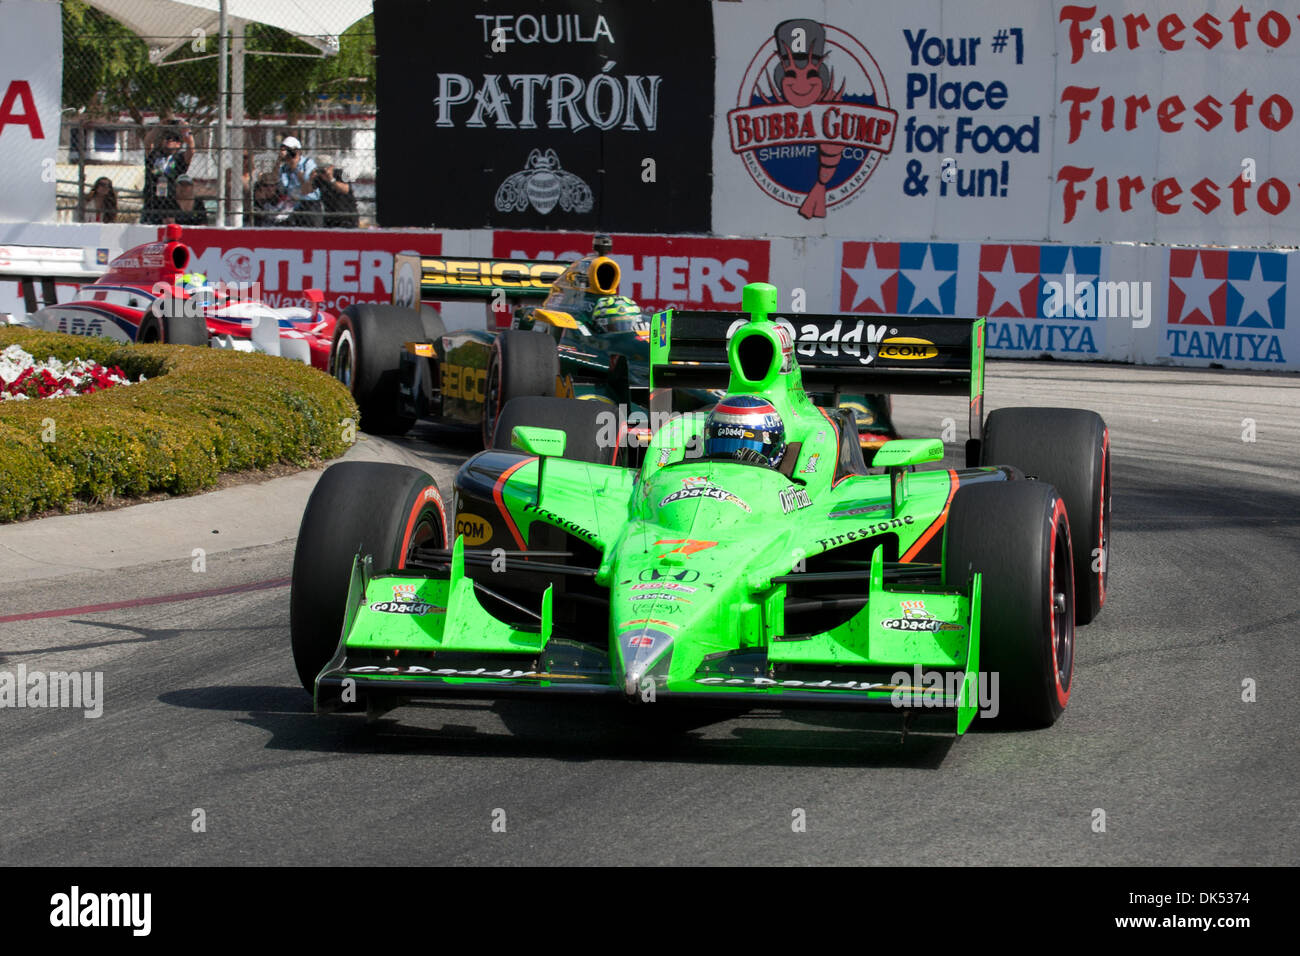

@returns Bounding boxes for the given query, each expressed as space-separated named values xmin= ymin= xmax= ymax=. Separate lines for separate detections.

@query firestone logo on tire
xmin=728 ymin=19 xmax=896 ymax=220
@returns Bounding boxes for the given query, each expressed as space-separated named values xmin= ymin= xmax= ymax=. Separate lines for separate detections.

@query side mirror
xmin=871 ymin=438 xmax=945 ymax=468
xmin=873 ymin=438 xmax=944 ymax=516
xmin=511 ymin=426 xmax=567 ymax=458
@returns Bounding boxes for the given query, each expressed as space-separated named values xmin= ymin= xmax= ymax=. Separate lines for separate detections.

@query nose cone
xmin=617 ymin=622 xmax=675 ymax=698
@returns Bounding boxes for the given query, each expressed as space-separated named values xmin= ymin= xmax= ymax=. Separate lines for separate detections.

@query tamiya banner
xmin=827 ymin=237 xmax=1298 ymax=368
xmin=374 ymin=0 xmax=714 ymax=233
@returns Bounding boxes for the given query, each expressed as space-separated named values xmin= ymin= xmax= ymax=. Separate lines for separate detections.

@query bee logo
xmin=495 ymin=148 xmax=594 ymax=216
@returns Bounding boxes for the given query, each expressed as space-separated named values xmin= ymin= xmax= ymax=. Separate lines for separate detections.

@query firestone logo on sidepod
xmin=727 ymin=19 xmax=897 ymax=220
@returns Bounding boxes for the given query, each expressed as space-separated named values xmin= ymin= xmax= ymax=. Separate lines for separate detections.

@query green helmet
xmin=591 ymin=294 xmax=646 ymax=333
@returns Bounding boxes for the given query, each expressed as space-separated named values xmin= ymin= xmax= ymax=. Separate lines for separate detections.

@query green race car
xmin=291 ymin=283 xmax=1111 ymax=733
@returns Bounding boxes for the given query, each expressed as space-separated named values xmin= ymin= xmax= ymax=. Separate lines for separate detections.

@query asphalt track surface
xmin=1 ymin=360 xmax=1297 ymax=866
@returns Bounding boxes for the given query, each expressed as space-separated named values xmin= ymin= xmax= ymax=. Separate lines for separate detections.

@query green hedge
xmin=0 ymin=329 xmax=359 ymax=522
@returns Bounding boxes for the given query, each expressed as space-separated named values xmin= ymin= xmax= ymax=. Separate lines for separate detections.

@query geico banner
xmin=492 ymin=230 xmax=772 ymax=312
xmin=712 ymin=0 xmax=1300 ymax=246
xmin=0 ymin=0 xmax=61 ymax=224
xmin=830 ymin=237 xmax=1298 ymax=369
xmin=176 ymin=228 xmax=443 ymax=313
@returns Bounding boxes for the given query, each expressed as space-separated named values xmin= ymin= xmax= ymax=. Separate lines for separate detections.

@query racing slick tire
xmin=491 ymin=396 xmax=616 ymax=464
xmin=981 ymin=407 xmax=1110 ymax=625
xmin=418 ymin=304 xmax=445 ymax=343
xmin=482 ymin=330 xmax=559 ymax=447
xmin=330 ymin=303 xmax=424 ymax=435
xmin=290 ymin=461 xmax=448 ymax=695
xmin=944 ymin=480 xmax=1076 ymax=729
xmin=137 ymin=310 xmax=209 ymax=346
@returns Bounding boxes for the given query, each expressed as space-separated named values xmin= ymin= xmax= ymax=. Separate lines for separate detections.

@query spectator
xmin=168 ymin=175 xmax=209 ymax=226
xmin=251 ymin=172 xmax=292 ymax=226
xmin=313 ymin=156 xmax=358 ymax=228
xmin=277 ymin=135 xmax=321 ymax=227
xmin=142 ymin=120 xmax=194 ymax=224
xmin=83 ymin=177 xmax=117 ymax=223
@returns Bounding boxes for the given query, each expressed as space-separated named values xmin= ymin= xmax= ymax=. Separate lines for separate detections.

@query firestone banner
xmin=0 ymin=0 xmax=61 ymax=224
xmin=712 ymin=0 xmax=1300 ymax=246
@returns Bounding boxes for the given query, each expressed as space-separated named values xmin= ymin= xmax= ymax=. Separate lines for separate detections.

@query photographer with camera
xmin=250 ymin=172 xmax=291 ymax=226
xmin=142 ymin=118 xmax=194 ymax=224
xmin=277 ymin=135 xmax=322 ymax=227
xmin=313 ymin=156 xmax=358 ymax=228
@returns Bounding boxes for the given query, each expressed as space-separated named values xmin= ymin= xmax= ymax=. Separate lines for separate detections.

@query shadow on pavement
xmin=158 ymin=684 xmax=958 ymax=769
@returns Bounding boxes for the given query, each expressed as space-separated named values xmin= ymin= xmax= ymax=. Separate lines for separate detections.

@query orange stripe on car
xmin=901 ymin=469 xmax=959 ymax=562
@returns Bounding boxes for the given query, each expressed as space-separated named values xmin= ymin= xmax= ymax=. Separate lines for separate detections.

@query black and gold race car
xmin=329 ymin=236 xmax=896 ymax=454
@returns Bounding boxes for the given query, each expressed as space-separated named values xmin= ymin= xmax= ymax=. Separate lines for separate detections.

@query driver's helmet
xmin=590 ymin=294 xmax=646 ymax=333
xmin=703 ymin=395 xmax=786 ymax=468
xmin=175 ymin=272 xmax=216 ymax=306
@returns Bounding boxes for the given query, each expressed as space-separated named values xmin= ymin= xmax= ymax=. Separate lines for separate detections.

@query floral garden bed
xmin=1 ymin=344 xmax=135 ymax=401
xmin=0 ymin=329 xmax=358 ymax=522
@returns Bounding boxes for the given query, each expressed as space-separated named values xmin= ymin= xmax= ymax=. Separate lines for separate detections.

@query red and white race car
xmin=14 ymin=225 xmax=336 ymax=369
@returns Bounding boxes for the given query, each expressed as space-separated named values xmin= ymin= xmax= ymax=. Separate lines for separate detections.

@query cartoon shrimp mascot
xmin=769 ymin=19 xmax=845 ymax=219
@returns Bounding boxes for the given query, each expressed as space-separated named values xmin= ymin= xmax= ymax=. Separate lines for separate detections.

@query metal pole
xmin=217 ymin=0 xmax=229 ymax=225
xmin=231 ymin=20 xmax=246 ymax=227
xmin=75 ymin=125 xmax=87 ymax=222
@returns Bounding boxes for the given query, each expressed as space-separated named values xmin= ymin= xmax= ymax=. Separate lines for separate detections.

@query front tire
xmin=981 ymin=407 xmax=1110 ymax=624
xmin=141 ymin=300 xmax=209 ymax=345
xmin=290 ymin=462 xmax=447 ymax=693
xmin=491 ymin=396 xmax=617 ymax=464
xmin=482 ymin=330 xmax=559 ymax=447
xmin=330 ymin=304 xmax=424 ymax=435
xmin=944 ymin=480 xmax=1076 ymax=728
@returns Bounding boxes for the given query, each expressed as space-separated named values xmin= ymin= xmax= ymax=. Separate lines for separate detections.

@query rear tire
xmin=418 ymin=305 xmax=445 ymax=342
xmin=491 ymin=396 xmax=616 ymax=464
xmin=331 ymin=304 xmax=423 ymax=435
xmin=290 ymin=462 xmax=447 ymax=694
xmin=482 ymin=330 xmax=559 ymax=447
xmin=981 ymin=407 xmax=1110 ymax=624
xmin=944 ymin=481 xmax=1076 ymax=729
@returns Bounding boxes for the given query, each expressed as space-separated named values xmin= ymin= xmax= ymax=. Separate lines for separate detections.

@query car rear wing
xmin=650 ymin=309 xmax=987 ymax=452
xmin=392 ymin=253 xmax=566 ymax=308
xmin=0 ymin=244 xmax=107 ymax=315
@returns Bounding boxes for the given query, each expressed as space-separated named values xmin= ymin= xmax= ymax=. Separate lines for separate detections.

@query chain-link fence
xmin=56 ymin=0 xmax=376 ymax=228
